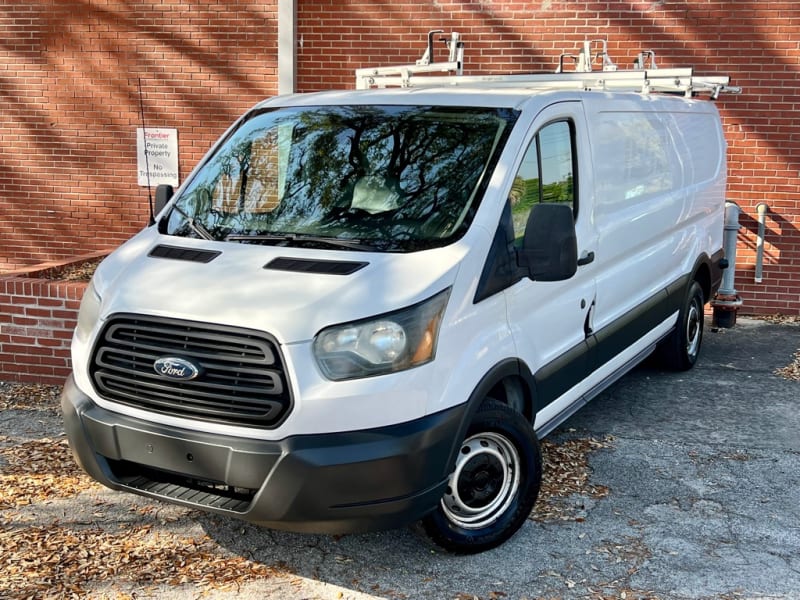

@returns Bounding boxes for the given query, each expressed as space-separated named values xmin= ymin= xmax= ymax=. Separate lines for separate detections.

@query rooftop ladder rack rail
xmin=355 ymin=32 xmax=741 ymax=99
xmin=354 ymin=30 xmax=464 ymax=89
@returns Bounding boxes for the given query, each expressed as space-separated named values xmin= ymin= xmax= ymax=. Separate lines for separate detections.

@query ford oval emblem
xmin=153 ymin=357 xmax=201 ymax=381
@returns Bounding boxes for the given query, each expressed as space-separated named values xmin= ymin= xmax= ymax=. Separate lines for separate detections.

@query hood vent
xmin=148 ymin=245 xmax=221 ymax=264
xmin=265 ymin=257 xmax=369 ymax=275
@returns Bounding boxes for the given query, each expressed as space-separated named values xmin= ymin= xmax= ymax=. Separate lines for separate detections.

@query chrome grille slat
xmin=90 ymin=314 xmax=292 ymax=428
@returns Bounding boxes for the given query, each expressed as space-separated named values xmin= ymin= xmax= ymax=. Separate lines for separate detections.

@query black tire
xmin=657 ymin=280 xmax=705 ymax=371
xmin=421 ymin=399 xmax=542 ymax=554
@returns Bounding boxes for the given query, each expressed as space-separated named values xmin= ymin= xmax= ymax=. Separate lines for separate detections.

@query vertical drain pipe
xmin=754 ymin=203 xmax=770 ymax=283
xmin=711 ymin=201 xmax=743 ymax=328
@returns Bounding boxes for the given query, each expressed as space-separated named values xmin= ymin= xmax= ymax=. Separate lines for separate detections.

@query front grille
xmin=90 ymin=314 xmax=292 ymax=428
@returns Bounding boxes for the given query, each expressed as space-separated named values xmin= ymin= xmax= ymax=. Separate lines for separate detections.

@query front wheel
xmin=657 ymin=280 xmax=705 ymax=371
xmin=421 ymin=399 xmax=541 ymax=554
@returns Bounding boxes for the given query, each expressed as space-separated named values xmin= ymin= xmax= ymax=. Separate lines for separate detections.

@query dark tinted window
xmin=510 ymin=120 xmax=576 ymax=241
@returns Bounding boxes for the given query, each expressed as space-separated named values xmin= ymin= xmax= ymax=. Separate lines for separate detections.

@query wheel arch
xmin=690 ymin=253 xmax=712 ymax=302
xmin=443 ymin=358 xmax=537 ymax=477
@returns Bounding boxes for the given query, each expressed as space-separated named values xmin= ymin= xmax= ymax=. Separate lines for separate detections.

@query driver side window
xmin=510 ymin=120 xmax=577 ymax=242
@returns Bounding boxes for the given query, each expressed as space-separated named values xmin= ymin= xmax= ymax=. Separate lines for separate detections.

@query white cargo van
xmin=62 ymin=38 xmax=736 ymax=553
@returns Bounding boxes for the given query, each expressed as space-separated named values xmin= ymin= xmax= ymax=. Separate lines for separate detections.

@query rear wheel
xmin=421 ymin=399 xmax=541 ymax=554
xmin=658 ymin=280 xmax=704 ymax=371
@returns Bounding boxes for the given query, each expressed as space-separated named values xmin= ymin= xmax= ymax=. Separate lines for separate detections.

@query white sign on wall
xmin=136 ymin=127 xmax=179 ymax=187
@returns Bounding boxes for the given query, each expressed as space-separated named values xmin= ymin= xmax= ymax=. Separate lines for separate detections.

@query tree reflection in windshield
xmin=166 ymin=105 xmax=518 ymax=252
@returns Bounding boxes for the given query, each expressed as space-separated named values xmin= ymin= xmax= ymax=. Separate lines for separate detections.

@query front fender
xmin=439 ymin=357 xmax=537 ymax=482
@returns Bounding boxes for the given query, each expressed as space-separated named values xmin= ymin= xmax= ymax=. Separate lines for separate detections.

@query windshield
xmin=164 ymin=104 xmax=518 ymax=252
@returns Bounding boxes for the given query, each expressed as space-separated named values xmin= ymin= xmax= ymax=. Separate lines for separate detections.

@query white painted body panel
xmin=71 ymin=86 xmax=726 ymax=442
xmin=74 ymin=224 xmax=492 ymax=439
xmin=585 ymin=95 xmax=725 ymax=335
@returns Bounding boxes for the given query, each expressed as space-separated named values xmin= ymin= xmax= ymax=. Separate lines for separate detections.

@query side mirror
xmin=154 ymin=184 xmax=174 ymax=216
xmin=517 ymin=203 xmax=578 ymax=281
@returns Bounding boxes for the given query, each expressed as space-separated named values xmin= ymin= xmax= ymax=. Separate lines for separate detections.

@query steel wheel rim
xmin=686 ymin=297 xmax=702 ymax=358
xmin=440 ymin=431 xmax=521 ymax=530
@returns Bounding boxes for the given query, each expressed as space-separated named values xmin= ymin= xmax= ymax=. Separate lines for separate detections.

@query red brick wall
xmin=296 ymin=0 xmax=800 ymax=315
xmin=1 ymin=1 xmax=278 ymax=270
xmin=0 ymin=277 xmax=86 ymax=385
xmin=2 ymin=1 xmax=798 ymax=315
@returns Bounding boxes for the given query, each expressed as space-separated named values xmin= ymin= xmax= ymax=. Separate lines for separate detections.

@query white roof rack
xmin=355 ymin=32 xmax=741 ymax=99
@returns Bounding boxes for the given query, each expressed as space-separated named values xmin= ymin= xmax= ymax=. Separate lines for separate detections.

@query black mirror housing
xmin=154 ymin=184 xmax=174 ymax=217
xmin=517 ymin=203 xmax=578 ymax=281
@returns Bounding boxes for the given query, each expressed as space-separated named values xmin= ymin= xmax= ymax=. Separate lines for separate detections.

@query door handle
xmin=577 ymin=251 xmax=595 ymax=266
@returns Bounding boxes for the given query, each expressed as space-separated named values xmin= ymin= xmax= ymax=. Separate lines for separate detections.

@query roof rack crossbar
xmin=355 ymin=33 xmax=740 ymax=98
xmin=356 ymin=30 xmax=464 ymax=90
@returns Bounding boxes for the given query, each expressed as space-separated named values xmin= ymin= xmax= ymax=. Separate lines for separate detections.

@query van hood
xmin=92 ymin=230 xmax=467 ymax=344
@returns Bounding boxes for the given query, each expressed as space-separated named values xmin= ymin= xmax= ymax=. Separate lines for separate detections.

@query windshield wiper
xmin=225 ymin=233 xmax=377 ymax=252
xmin=169 ymin=203 xmax=216 ymax=241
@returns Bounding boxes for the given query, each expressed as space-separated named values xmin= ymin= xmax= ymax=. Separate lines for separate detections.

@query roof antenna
xmin=137 ymin=77 xmax=156 ymax=226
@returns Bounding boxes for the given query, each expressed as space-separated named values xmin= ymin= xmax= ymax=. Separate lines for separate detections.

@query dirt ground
xmin=1 ymin=317 xmax=799 ymax=599
xmin=0 ymin=382 xmax=619 ymax=599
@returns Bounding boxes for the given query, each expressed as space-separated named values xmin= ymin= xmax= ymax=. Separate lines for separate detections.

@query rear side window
xmin=509 ymin=120 xmax=576 ymax=241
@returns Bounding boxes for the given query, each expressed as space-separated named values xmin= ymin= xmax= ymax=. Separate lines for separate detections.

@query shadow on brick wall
xmin=735 ymin=206 xmax=800 ymax=315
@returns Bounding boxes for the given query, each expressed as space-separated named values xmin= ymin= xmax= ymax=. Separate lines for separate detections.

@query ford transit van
xmin=62 ymin=39 xmax=735 ymax=553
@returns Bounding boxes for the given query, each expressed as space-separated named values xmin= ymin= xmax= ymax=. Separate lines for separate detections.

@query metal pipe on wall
xmin=755 ymin=202 xmax=770 ymax=283
xmin=278 ymin=0 xmax=297 ymax=95
xmin=711 ymin=201 xmax=743 ymax=328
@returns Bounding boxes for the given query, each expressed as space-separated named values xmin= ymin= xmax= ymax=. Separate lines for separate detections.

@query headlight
xmin=313 ymin=288 xmax=450 ymax=381
xmin=74 ymin=281 xmax=102 ymax=344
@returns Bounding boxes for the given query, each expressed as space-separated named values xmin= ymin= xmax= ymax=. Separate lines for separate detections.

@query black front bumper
xmin=61 ymin=375 xmax=467 ymax=533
